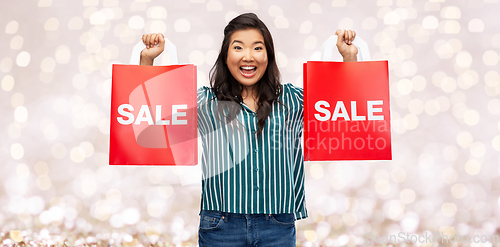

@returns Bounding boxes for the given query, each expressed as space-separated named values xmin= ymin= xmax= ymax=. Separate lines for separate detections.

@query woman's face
xmin=226 ymin=28 xmax=268 ymax=90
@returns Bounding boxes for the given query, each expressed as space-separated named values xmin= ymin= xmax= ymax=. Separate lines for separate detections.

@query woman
xmin=140 ymin=13 xmax=357 ymax=247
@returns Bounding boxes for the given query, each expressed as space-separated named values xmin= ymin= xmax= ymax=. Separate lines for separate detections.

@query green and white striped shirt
xmin=197 ymin=83 xmax=307 ymax=220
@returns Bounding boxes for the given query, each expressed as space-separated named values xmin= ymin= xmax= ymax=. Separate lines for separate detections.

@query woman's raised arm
xmin=335 ymin=29 xmax=358 ymax=62
xmin=140 ymin=33 xmax=165 ymax=65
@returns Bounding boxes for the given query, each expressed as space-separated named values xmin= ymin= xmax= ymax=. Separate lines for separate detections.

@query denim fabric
xmin=198 ymin=210 xmax=296 ymax=247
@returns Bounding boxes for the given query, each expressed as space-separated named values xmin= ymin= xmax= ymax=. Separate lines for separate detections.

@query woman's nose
xmin=242 ymin=51 xmax=253 ymax=61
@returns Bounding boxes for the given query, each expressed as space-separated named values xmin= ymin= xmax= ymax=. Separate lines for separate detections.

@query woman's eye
xmin=234 ymin=46 xmax=242 ymax=50
xmin=255 ymin=47 xmax=263 ymax=50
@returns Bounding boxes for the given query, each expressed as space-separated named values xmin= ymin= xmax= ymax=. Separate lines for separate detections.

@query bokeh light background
xmin=1 ymin=0 xmax=500 ymax=246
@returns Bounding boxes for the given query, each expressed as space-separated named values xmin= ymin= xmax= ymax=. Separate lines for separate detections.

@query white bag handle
xmin=321 ymin=35 xmax=371 ymax=62
xmin=129 ymin=37 xmax=179 ymax=65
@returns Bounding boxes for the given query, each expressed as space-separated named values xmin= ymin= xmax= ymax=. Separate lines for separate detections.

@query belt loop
xmin=223 ymin=212 xmax=228 ymax=222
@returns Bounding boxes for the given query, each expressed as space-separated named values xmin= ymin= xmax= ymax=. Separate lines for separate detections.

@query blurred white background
xmin=1 ymin=0 xmax=500 ymax=246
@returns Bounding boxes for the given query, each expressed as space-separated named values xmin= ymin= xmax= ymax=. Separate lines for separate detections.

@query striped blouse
xmin=197 ymin=83 xmax=307 ymax=220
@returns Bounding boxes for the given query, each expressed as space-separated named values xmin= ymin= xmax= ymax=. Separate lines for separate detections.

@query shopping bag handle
xmin=129 ymin=37 xmax=179 ymax=65
xmin=321 ymin=35 xmax=371 ymax=61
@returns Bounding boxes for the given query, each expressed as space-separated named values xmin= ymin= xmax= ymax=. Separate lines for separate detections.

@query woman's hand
xmin=335 ymin=29 xmax=358 ymax=62
xmin=140 ymin=33 xmax=165 ymax=66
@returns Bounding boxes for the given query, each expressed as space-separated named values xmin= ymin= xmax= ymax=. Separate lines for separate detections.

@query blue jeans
xmin=198 ymin=210 xmax=296 ymax=247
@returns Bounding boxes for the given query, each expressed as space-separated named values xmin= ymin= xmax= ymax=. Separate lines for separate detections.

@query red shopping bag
xmin=109 ymin=40 xmax=197 ymax=165
xmin=304 ymin=36 xmax=392 ymax=161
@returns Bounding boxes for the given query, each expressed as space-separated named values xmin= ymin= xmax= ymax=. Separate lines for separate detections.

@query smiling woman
xmin=139 ymin=12 xmax=358 ymax=247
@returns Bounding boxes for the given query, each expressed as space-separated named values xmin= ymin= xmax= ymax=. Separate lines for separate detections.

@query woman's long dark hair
xmin=209 ymin=13 xmax=282 ymax=135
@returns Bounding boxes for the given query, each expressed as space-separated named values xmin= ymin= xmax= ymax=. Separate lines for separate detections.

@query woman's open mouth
xmin=240 ymin=66 xmax=257 ymax=78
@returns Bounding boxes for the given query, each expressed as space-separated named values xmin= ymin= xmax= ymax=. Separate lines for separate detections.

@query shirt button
xmin=254 ymin=149 xmax=258 ymax=153
xmin=254 ymin=168 xmax=259 ymax=172
xmin=255 ymin=186 xmax=259 ymax=191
